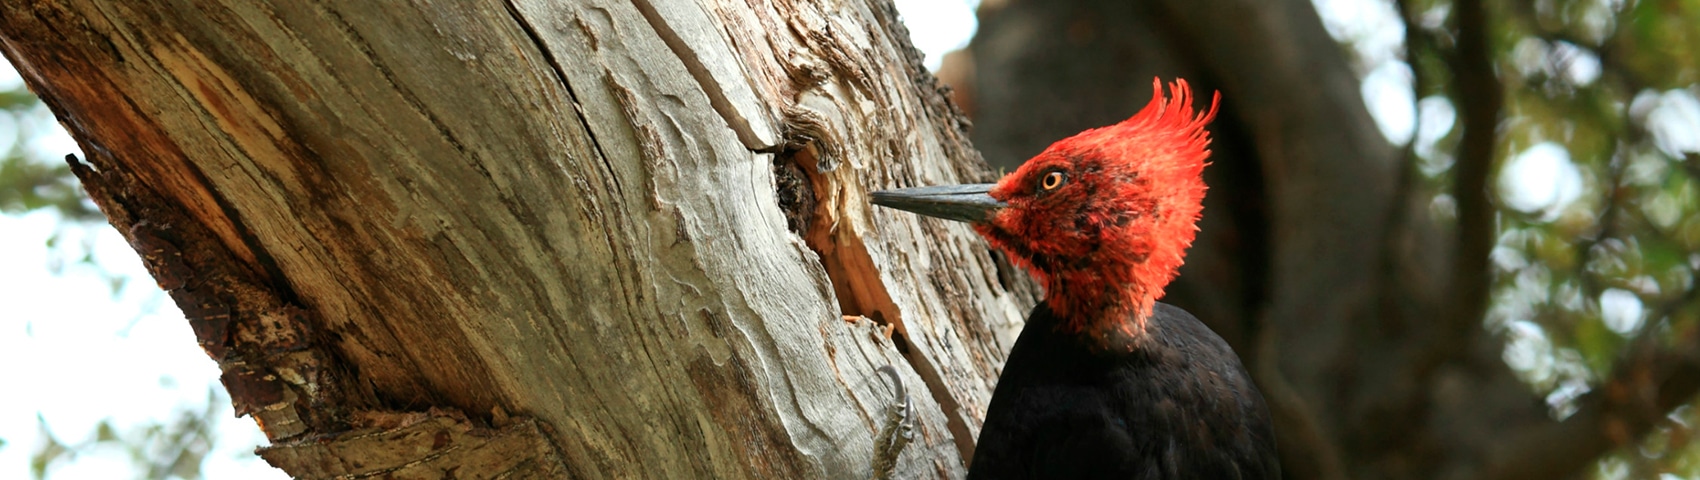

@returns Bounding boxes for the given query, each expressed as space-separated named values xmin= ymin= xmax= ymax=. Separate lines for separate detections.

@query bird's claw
xmin=871 ymin=365 xmax=915 ymax=480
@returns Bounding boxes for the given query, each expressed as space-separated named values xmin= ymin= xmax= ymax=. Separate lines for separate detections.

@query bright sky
xmin=893 ymin=0 xmax=980 ymax=70
xmin=0 ymin=71 xmax=282 ymax=478
xmin=0 ymin=212 xmax=283 ymax=479
xmin=1499 ymin=142 xmax=1586 ymax=219
xmin=3 ymin=1 xmax=1697 ymax=478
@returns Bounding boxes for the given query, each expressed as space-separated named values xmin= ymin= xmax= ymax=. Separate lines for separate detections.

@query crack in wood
xmin=502 ymin=1 xmax=626 ymax=205
xmin=780 ymin=133 xmax=985 ymax=465
xmin=5 ymin=0 xmax=1011 ymax=476
xmin=625 ymin=0 xmax=778 ymax=150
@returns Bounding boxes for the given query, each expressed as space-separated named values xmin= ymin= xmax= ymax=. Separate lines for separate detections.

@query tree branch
xmin=1444 ymin=0 xmax=1503 ymax=346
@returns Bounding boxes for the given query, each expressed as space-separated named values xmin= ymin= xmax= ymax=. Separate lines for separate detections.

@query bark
xmin=0 ymin=0 xmax=1036 ymax=478
xmin=966 ymin=0 xmax=1699 ymax=479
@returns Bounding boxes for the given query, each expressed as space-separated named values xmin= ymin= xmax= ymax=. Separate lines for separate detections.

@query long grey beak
xmin=869 ymin=184 xmax=1005 ymax=224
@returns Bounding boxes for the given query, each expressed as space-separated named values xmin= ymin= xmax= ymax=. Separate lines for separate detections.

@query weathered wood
xmin=0 ymin=0 xmax=1035 ymax=478
xmin=256 ymin=410 xmax=570 ymax=479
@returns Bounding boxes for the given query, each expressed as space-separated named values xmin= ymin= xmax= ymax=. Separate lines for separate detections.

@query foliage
xmin=29 ymin=390 xmax=222 ymax=480
xmin=0 ymin=82 xmax=98 ymax=221
xmin=1388 ymin=0 xmax=1700 ymax=476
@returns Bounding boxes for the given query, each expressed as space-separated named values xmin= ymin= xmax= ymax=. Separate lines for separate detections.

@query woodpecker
xmin=871 ymin=79 xmax=1279 ymax=479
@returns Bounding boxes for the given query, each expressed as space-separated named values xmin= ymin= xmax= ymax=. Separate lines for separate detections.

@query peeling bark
xmin=0 ymin=0 xmax=1034 ymax=478
xmin=257 ymin=410 xmax=570 ymax=479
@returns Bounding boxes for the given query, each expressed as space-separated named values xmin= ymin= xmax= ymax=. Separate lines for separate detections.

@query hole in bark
xmin=775 ymin=137 xmax=983 ymax=462
xmin=772 ymin=148 xmax=816 ymax=236
xmin=779 ymin=141 xmax=906 ymax=343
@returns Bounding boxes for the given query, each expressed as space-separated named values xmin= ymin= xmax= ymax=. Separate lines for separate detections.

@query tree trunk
xmin=0 ymin=1 xmax=1034 ymax=478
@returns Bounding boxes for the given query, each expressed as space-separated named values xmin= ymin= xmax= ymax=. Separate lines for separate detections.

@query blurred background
xmin=1 ymin=0 xmax=1695 ymax=478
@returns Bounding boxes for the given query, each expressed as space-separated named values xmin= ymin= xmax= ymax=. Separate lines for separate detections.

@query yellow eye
xmin=1040 ymin=171 xmax=1067 ymax=191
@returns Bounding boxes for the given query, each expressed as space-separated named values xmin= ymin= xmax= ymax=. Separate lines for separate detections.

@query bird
xmin=870 ymin=78 xmax=1280 ymax=479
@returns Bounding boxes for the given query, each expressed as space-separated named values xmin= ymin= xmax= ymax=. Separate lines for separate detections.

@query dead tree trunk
xmin=0 ymin=1 xmax=1033 ymax=478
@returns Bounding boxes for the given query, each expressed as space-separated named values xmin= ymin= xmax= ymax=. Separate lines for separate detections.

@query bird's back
xmin=968 ymin=302 xmax=1280 ymax=480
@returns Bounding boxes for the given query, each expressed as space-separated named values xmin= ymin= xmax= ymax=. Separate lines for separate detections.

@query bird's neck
xmin=1042 ymin=265 xmax=1162 ymax=340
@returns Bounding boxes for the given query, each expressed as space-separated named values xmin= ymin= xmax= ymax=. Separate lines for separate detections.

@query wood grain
xmin=0 ymin=0 xmax=1038 ymax=477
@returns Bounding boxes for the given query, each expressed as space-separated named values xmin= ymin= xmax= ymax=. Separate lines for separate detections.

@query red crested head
xmin=976 ymin=79 xmax=1217 ymax=335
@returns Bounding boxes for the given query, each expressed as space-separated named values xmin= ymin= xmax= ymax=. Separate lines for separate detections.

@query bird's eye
xmin=1039 ymin=171 xmax=1067 ymax=191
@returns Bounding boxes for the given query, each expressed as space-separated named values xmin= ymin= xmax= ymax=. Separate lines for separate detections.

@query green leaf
xmin=95 ymin=420 xmax=118 ymax=443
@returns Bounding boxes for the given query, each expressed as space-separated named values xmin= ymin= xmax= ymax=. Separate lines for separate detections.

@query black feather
xmin=968 ymin=302 xmax=1280 ymax=479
